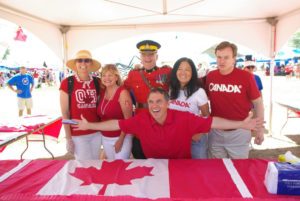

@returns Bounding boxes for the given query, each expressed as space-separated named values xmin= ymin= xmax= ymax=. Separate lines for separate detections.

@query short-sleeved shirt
xmin=60 ymin=75 xmax=100 ymax=136
xmin=169 ymin=88 xmax=208 ymax=115
xmin=97 ymin=86 xmax=126 ymax=137
xmin=254 ymin=74 xmax=263 ymax=91
xmin=124 ymin=66 xmax=171 ymax=113
xmin=205 ymin=68 xmax=260 ymax=120
xmin=7 ymin=73 xmax=34 ymax=98
xmin=118 ymin=109 xmax=212 ymax=159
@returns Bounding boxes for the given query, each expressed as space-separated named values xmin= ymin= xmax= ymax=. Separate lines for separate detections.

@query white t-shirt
xmin=169 ymin=88 xmax=208 ymax=115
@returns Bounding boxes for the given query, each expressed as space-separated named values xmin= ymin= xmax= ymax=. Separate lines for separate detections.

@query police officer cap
xmin=136 ymin=40 xmax=161 ymax=52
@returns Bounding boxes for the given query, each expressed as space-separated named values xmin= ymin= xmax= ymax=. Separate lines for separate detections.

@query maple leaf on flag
xmin=70 ymin=160 xmax=154 ymax=195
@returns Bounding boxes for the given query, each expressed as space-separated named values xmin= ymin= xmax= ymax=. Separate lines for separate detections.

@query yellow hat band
xmin=139 ymin=44 xmax=158 ymax=51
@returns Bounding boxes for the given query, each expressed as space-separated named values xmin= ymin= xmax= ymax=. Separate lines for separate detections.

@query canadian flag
xmin=14 ymin=26 xmax=27 ymax=42
xmin=0 ymin=159 xmax=296 ymax=200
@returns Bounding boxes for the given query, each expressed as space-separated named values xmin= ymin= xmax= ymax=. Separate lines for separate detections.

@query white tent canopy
xmin=0 ymin=0 xmax=300 ymax=62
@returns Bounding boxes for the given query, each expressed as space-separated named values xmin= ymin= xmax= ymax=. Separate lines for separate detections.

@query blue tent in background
xmin=293 ymin=49 xmax=300 ymax=54
xmin=0 ymin=65 xmax=20 ymax=71
xmin=236 ymin=58 xmax=244 ymax=62
xmin=276 ymin=47 xmax=300 ymax=59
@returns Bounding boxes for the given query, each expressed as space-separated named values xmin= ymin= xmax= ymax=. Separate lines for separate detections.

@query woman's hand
xmin=114 ymin=137 xmax=124 ymax=153
xmin=192 ymin=134 xmax=203 ymax=142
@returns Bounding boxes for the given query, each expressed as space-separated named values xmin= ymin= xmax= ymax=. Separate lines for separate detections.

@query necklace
xmin=74 ymin=73 xmax=93 ymax=89
xmin=100 ymin=86 xmax=118 ymax=115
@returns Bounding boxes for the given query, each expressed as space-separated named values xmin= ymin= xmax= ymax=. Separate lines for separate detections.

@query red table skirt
xmin=0 ymin=159 xmax=298 ymax=200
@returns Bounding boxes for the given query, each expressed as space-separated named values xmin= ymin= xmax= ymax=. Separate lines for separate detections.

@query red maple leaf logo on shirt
xmin=70 ymin=160 xmax=154 ymax=195
xmin=83 ymin=95 xmax=93 ymax=103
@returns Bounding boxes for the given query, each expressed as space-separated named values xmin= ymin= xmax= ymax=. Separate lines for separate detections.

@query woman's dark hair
xmin=170 ymin=57 xmax=202 ymax=100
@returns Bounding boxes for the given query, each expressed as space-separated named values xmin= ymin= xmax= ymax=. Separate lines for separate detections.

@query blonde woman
xmin=98 ymin=64 xmax=133 ymax=159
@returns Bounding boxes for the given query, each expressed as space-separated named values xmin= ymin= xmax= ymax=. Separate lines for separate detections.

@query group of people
xmin=59 ymin=39 xmax=264 ymax=160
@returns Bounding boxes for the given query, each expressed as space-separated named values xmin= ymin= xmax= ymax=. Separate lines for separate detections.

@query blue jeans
xmin=191 ymin=134 xmax=208 ymax=159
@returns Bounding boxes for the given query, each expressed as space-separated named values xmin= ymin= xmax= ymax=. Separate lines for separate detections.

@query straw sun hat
xmin=66 ymin=50 xmax=101 ymax=72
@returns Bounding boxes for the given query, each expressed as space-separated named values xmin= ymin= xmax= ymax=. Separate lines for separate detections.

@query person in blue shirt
xmin=244 ymin=62 xmax=263 ymax=95
xmin=7 ymin=66 xmax=34 ymax=116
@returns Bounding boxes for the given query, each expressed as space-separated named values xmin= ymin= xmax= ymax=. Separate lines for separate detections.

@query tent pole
xmin=267 ymin=17 xmax=278 ymax=136
xmin=59 ymin=25 xmax=70 ymax=75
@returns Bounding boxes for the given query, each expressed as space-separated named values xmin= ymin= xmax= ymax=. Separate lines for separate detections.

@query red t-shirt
xmin=97 ymin=86 xmax=126 ymax=137
xmin=33 ymin=72 xmax=39 ymax=78
xmin=59 ymin=76 xmax=100 ymax=136
xmin=118 ymin=109 xmax=212 ymax=159
xmin=205 ymin=68 xmax=260 ymax=120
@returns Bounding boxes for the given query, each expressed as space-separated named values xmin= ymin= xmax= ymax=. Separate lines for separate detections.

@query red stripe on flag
xmin=0 ymin=145 xmax=6 ymax=153
xmin=169 ymin=159 xmax=242 ymax=199
xmin=0 ymin=194 xmax=172 ymax=201
xmin=233 ymin=159 xmax=300 ymax=200
xmin=0 ymin=160 xmax=67 ymax=194
xmin=0 ymin=160 xmax=24 ymax=176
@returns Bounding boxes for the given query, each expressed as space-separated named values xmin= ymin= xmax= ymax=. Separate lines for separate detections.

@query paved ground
xmin=0 ymin=74 xmax=299 ymax=160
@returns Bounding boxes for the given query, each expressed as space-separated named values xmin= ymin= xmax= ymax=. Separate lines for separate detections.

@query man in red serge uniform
xmin=124 ymin=40 xmax=171 ymax=158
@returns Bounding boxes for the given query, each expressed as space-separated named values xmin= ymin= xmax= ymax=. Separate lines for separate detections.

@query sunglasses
xmin=76 ymin=59 xmax=92 ymax=63
xmin=246 ymin=66 xmax=255 ymax=69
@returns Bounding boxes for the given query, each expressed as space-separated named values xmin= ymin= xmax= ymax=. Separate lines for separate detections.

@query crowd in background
xmin=0 ymin=68 xmax=61 ymax=89
xmin=1 ymin=57 xmax=300 ymax=90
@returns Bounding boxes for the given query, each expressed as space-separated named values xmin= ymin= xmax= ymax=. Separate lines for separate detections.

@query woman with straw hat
xmin=59 ymin=50 xmax=102 ymax=159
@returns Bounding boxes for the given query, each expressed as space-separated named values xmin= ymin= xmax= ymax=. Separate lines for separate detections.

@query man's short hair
xmin=148 ymin=88 xmax=170 ymax=101
xmin=215 ymin=41 xmax=238 ymax=57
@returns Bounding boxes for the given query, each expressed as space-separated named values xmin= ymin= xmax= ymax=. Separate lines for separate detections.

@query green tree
xmin=2 ymin=48 xmax=10 ymax=60
xmin=289 ymin=31 xmax=300 ymax=49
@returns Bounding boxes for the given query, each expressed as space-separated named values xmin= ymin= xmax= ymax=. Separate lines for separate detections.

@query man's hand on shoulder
xmin=161 ymin=65 xmax=171 ymax=69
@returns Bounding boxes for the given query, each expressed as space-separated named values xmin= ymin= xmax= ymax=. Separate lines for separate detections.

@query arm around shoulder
xmin=211 ymin=112 xmax=263 ymax=131
xmin=119 ymin=88 xmax=133 ymax=119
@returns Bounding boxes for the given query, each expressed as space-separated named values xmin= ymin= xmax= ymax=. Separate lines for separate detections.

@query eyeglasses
xmin=76 ymin=59 xmax=92 ymax=63
xmin=246 ymin=66 xmax=255 ymax=69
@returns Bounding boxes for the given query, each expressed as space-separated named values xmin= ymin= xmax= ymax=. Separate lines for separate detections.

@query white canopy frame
xmin=1 ymin=3 xmax=300 ymax=135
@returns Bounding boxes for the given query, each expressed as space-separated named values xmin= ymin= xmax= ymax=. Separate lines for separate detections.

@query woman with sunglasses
xmin=97 ymin=64 xmax=133 ymax=159
xmin=169 ymin=57 xmax=210 ymax=158
xmin=59 ymin=50 xmax=102 ymax=160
